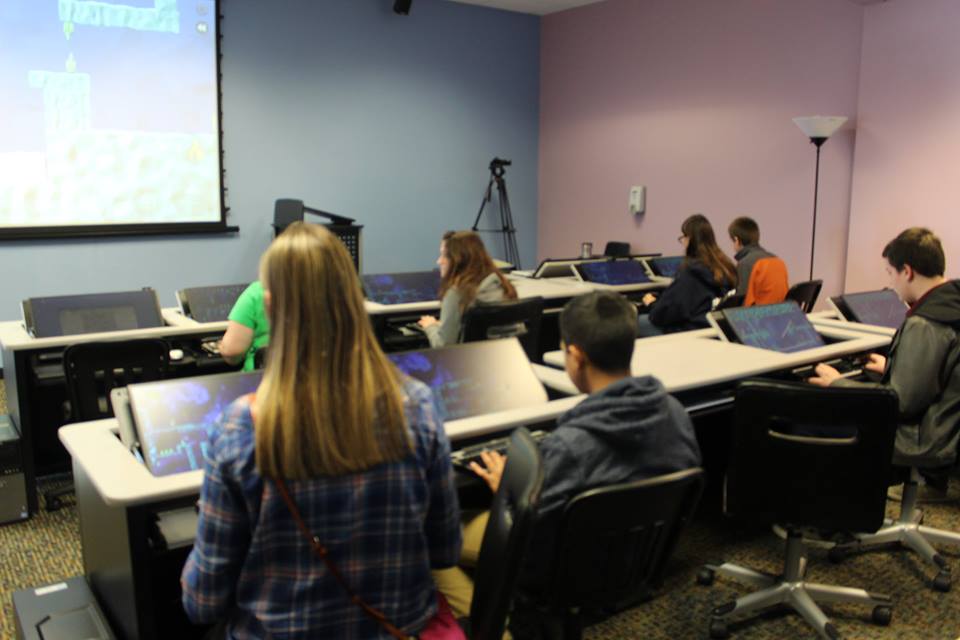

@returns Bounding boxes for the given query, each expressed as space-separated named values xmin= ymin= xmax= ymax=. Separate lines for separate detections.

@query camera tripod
xmin=471 ymin=157 xmax=521 ymax=269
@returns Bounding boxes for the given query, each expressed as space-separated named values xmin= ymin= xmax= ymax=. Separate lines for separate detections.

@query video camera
xmin=489 ymin=157 xmax=512 ymax=176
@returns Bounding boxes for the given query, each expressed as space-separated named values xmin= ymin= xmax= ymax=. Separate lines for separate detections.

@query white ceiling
xmin=446 ymin=0 xmax=886 ymax=16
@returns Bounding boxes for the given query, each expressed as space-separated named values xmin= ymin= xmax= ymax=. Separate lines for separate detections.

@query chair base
xmin=831 ymin=471 xmax=960 ymax=591
xmin=702 ymin=532 xmax=892 ymax=639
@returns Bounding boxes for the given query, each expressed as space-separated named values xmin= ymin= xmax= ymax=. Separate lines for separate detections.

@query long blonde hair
xmin=254 ymin=223 xmax=411 ymax=479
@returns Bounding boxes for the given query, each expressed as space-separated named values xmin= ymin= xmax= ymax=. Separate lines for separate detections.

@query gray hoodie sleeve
xmin=833 ymin=318 xmax=954 ymax=420
xmin=424 ymin=287 xmax=463 ymax=348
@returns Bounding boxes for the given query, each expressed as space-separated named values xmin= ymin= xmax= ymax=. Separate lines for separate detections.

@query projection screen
xmin=0 ymin=0 xmax=226 ymax=238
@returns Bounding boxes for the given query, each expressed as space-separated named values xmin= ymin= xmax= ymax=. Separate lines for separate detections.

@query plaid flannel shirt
xmin=181 ymin=377 xmax=462 ymax=639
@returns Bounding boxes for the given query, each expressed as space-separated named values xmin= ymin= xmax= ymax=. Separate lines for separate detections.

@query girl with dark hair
xmin=418 ymin=230 xmax=518 ymax=347
xmin=638 ymin=214 xmax=737 ymax=336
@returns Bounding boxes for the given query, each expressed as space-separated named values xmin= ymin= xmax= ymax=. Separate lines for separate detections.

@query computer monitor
xmin=721 ymin=301 xmax=825 ymax=353
xmin=127 ymin=370 xmax=262 ymax=477
xmin=362 ymin=271 xmax=441 ymax=305
xmin=22 ymin=289 xmax=164 ymax=338
xmin=176 ymin=283 xmax=249 ymax=323
xmin=573 ymin=260 xmax=651 ymax=285
xmin=831 ymin=289 xmax=907 ymax=330
xmin=531 ymin=257 xmax=605 ymax=278
xmin=388 ymin=338 xmax=547 ymax=422
xmin=646 ymin=256 xmax=685 ymax=278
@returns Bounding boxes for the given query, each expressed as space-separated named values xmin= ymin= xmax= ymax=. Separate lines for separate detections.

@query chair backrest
xmin=745 ymin=256 xmax=790 ymax=307
xmin=714 ymin=293 xmax=746 ymax=310
xmin=726 ymin=380 xmax=898 ymax=533
xmin=784 ymin=279 xmax=823 ymax=313
xmin=461 ymin=297 xmax=545 ymax=362
xmin=552 ymin=468 xmax=704 ymax=611
xmin=603 ymin=241 xmax=631 ymax=257
xmin=63 ymin=339 xmax=170 ymax=421
xmin=470 ymin=428 xmax=545 ymax=640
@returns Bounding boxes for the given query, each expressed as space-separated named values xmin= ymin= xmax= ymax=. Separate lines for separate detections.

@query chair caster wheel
xmin=709 ymin=618 xmax=729 ymax=639
xmin=871 ymin=605 xmax=892 ymax=626
xmin=933 ymin=571 xmax=951 ymax=592
xmin=827 ymin=546 xmax=847 ymax=564
xmin=697 ymin=568 xmax=715 ymax=586
xmin=46 ymin=497 xmax=62 ymax=512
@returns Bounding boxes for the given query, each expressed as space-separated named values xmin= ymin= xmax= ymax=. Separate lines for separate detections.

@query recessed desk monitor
xmin=531 ymin=257 xmax=605 ymax=279
xmin=122 ymin=370 xmax=262 ymax=477
xmin=646 ymin=256 xmax=685 ymax=278
xmin=21 ymin=289 xmax=163 ymax=338
xmin=176 ymin=283 xmax=249 ymax=323
xmin=388 ymin=338 xmax=547 ymax=422
xmin=716 ymin=302 xmax=825 ymax=353
xmin=363 ymin=271 xmax=441 ymax=305
xmin=573 ymin=260 xmax=651 ymax=285
xmin=830 ymin=289 xmax=907 ymax=330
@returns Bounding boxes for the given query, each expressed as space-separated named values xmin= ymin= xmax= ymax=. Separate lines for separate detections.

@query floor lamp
xmin=792 ymin=115 xmax=847 ymax=281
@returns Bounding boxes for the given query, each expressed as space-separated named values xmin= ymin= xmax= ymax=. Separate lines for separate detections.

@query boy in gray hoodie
xmin=463 ymin=291 xmax=701 ymax=618
xmin=810 ymin=227 xmax=960 ymax=471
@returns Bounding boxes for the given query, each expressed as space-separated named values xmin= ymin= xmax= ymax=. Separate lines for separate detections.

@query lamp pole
xmin=809 ymin=136 xmax=826 ymax=281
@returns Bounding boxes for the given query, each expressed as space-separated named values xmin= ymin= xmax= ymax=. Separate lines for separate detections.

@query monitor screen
xmin=837 ymin=289 xmax=907 ymax=329
xmin=574 ymin=260 xmax=651 ymax=285
xmin=23 ymin=289 xmax=163 ymax=338
xmin=129 ymin=370 xmax=262 ymax=477
xmin=722 ymin=302 xmax=825 ymax=353
xmin=363 ymin=271 xmax=441 ymax=305
xmin=647 ymin=256 xmax=685 ymax=278
xmin=178 ymin=283 xmax=249 ymax=323
xmin=388 ymin=338 xmax=547 ymax=422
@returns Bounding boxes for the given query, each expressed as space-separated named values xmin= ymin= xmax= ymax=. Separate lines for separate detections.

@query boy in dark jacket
xmin=458 ymin=291 xmax=701 ymax=623
xmin=810 ymin=228 xmax=960 ymax=471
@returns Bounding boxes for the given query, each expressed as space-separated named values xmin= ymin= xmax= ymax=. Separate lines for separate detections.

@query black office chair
xmin=461 ymin=297 xmax=545 ymax=363
xmin=253 ymin=346 xmax=269 ymax=369
xmin=699 ymin=380 xmax=898 ymax=639
xmin=714 ymin=293 xmax=746 ymax=311
xmin=830 ymin=466 xmax=960 ymax=592
xmin=544 ymin=468 xmax=704 ymax=640
xmin=785 ymin=279 xmax=823 ymax=313
xmin=273 ymin=198 xmax=304 ymax=236
xmin=466 ymin=427 xmax=545 ymax=640
xmin=603 ymin=241 xmax=631 ymax=257
xmin=45 ymin=339 xmax=169 ymax=511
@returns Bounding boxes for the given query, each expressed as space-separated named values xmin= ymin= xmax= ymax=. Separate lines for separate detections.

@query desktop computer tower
xmin=0 ymin=414 xmax=29 ymax=525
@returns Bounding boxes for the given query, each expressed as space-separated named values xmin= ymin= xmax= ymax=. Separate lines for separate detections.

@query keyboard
xmin=789 ymin=355 xmax=868 ymax=381
xmin=451 ymin=430 xmax=549 ymax=472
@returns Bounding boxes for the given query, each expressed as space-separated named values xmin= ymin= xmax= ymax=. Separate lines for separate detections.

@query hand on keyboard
xmin=469 ymin=450 xmax=506 ymax=494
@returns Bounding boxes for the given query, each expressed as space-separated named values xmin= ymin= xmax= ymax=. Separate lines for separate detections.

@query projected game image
xmin=647 ymin=256 xmax=684 ymax=278
xmin=723 ymin=302 xmax=825 ymax=353
xmin=129 ymin=370 xmax=261 ymax=477
xmin=0 ymin=1 xmax=221 ymax=231
xmin=388 ymin=339 xmax=546 ymax=422
xmin=574 ymin=260 xmax=651 ymax=285
xmin=840 ymin=289 xmax=907 ymax=330
xmin=363 ymin=271 xmax=441 ymax=305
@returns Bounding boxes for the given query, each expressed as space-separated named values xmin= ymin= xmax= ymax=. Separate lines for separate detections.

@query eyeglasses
xmin=677 ymin=235 xmax=686 ymax=244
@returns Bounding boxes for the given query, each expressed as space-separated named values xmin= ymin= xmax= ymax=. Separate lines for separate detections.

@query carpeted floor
xmin=3 ymin=380 xmax=960 ymax=639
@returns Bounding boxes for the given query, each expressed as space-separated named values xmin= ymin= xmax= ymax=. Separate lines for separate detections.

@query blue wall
xmin=0 ymin=0 xmax=540 ymax=322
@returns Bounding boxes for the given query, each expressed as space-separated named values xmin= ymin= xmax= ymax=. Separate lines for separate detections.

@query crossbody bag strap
xmin=273 ymin=477 xmax=413 ymax=640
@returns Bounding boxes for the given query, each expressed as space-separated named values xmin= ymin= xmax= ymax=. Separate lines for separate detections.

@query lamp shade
xmin=792 ymin=116 xmax=848 ymax=140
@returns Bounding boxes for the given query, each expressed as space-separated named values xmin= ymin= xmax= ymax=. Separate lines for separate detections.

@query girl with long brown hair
xmin=638 ymin=214 xmax=738 ymax=336
xmin=182 ymin=222 xmax=462 ymax=638
xmin=418 ymin=230 xmax=517 ymax=347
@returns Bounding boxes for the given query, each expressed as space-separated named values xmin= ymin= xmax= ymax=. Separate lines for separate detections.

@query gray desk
xmin=0 ymin=312 xmax=231 ymax=514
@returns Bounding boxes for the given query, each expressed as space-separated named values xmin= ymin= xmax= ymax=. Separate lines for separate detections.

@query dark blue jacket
xmin=519 ymin=376 xmax=701 ymax=592
xmin=649 ymin=259 xmax=731 ymax=332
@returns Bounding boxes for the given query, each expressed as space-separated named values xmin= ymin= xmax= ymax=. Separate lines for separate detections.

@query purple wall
xmin=846 ymin=0 xmax=960 ymax=292
xmin=539 ymin=0 xmax=864 ymax=300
